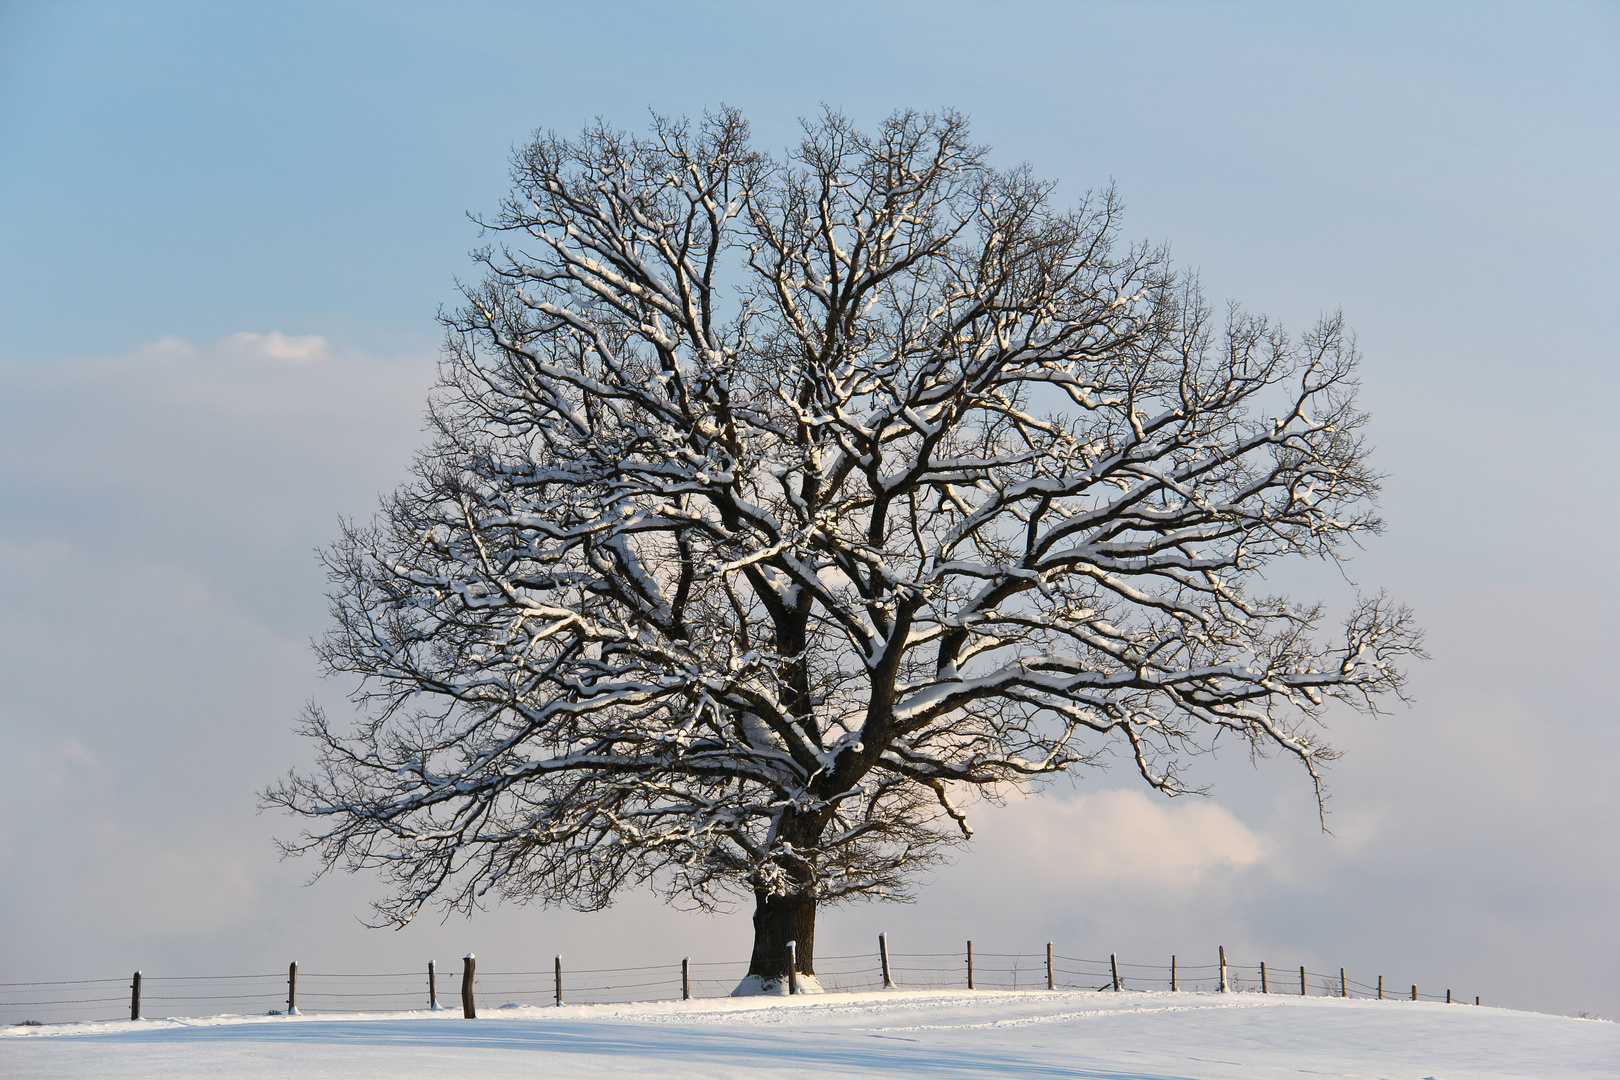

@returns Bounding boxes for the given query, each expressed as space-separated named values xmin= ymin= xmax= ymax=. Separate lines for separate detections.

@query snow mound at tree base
xmin=730 ymin=973 xmax=826 ymax=996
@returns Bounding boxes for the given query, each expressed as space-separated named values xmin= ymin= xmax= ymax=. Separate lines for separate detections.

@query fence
xmin=1 ymin=940 xmax=1481 ymax=1026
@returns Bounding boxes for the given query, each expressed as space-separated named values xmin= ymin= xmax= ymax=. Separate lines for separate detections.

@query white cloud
xmin=136 ymin=334 xmax=197 ymax=359
xmin=19 ymin=739 xmax=101 ymax=801
xmin=978 ymin=788 xmax=1268 ymax=888
xmin=222 ymin=330 xmax=328 ymax=362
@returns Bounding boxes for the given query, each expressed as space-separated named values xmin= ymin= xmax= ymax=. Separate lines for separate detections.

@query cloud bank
xmin=1 ymin=330 xmax=1616 ymax=1019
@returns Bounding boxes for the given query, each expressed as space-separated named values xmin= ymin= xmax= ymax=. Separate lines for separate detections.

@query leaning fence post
xmin=1299 ymin=965 xmax=1306 ymax=997
xmin=555 ymin=956 xmax=563 ymax=1006
xmin=966 ymin=940 xmax=974 ymax=989
xmin=130 ymin=971 xmax=141 ymax=1021
xmin=461 ymin=954 xmax=476 ymax=1019
xmin=288 ymin=961 xmax=299 ymax=1015
xmin=786 ymin=941 xmax=798 ymax=995
xmin=1110 ymin=953 xmax=1120 ymax=991
xmin=880 ymin=933 xmax=894 ymax=989
xmin=429 ymin=960 xmax=438 ymax=1010
xmin=1218 ymin=946 xmax=1227 ymax=992
xmin=682 ymin=956 xmax=691 ymax=1000
xmin=1260 ymin=961 xmax=1268 ymax=994
xmin=1170 ymin=955 xmax=1177 ymax=992
xmin=1340 ymin=968 xmax=1346 ymax=998
xmin=1045 ymin=943 xmax=1053 ymax=991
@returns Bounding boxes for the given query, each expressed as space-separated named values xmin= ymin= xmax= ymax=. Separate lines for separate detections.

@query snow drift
xmin=4 ymin=988 xmax=1613 ymax=1080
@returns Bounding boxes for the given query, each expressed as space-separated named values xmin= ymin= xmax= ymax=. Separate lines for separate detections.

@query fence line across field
xmin=1 ymin=940 xmax=1483 ymax=1026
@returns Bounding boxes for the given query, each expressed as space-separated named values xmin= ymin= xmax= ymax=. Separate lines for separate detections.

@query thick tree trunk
xmin=746 ymin=889 xmax=817 ymax=979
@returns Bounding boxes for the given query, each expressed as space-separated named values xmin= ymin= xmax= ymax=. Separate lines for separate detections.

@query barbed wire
xmin=1 ymin=949 xmax=1484 ymax=1026
xmin=143 ymin=974 xmax=283 ymax=981
xmin=0 ymin=978 xmax=127 ymax=988
xmin=144 ymin=995 xmax=280 ymax=1003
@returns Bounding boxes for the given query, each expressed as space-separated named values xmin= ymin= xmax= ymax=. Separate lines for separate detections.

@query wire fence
xmin=1 ymin=942 xmax=1482 ymax=1027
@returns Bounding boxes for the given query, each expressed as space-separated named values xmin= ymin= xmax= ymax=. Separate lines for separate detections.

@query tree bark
xmin=747 ymin=889 xmax=817 ymax=979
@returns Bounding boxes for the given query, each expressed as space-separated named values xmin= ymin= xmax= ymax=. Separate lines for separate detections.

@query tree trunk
xmin=746 ymin=889 xmax=817 ymax=979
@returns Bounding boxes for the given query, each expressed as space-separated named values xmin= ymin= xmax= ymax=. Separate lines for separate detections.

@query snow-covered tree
xmin=267 ymin=108 xmax=1421 ymax=991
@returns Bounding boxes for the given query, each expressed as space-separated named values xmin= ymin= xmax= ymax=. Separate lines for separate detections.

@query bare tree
xmin=266 ymin=108 xmax=1420 ymax=992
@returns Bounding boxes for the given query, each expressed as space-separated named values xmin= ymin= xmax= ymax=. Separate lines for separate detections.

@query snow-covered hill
xmin=4 ymin=988 xmax=1614 ymax=1079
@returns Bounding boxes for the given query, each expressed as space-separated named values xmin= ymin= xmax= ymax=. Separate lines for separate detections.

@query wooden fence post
xmin=1299 ymin=965 xmax=1306 ymax=997
xmin=555 ymin=956 xmax=563 ymax=1006
xmin=1475 ymin=996 xmax=1480 ymax=1006
xmin=1260 ymin=961 xmax=1268 ymax=994
xmin=1170 ymin=955 xmax=1177 ymax=992
xmin=786 ymin=942 xmax=798 ymax=995
xmin=966 ymin=941 xmax=974 ymax=989
xmin=1045 ymin=943 xmax=1053 ymax=991
xmin=1411 ymin=984 xmax=1417 ymax=1002
xmin=1218 ymin=946 xmax=1227 ymax=992
xmin=682 ymin=956 xmax=690 ymax=1001
xmin=130 ymin=971 xmax=141 ymax=1021
xmin=1446 ymin=989 xmax=1451 ymax=1004
xmin=428 ymin=961 xmax=438 ymax=1010
xmin=1377 ymin=975 xmax=1382 ymax=1000
xmin=880 ymin=933 xmax=894 ymax=989
xmin=1110 ymin=953 xmax=1120 ymax=991
xmin=287 ymin=961 xmax=299 ymax=1015
xmin=1340 ymin=968 xmax=1346 ymax=998
xmin=461 ymin=954 xmax=476 ymax=1019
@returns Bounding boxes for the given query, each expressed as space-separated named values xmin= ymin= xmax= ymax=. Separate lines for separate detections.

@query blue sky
xmin=2 ymin=1 xmax=1617 ymax=1020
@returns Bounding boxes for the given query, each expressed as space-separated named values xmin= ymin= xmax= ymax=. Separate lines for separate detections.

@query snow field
xmin=3 ymin=987 xmax=1614 ymax=1080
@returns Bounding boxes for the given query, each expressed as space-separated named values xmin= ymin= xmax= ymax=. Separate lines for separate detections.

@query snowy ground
xmin=3 ymin=989 xmax=1614 ymax=1080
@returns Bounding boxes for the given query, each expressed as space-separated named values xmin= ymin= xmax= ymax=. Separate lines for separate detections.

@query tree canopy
xmin=267 ymin=108 xmax=1420 ymax=989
